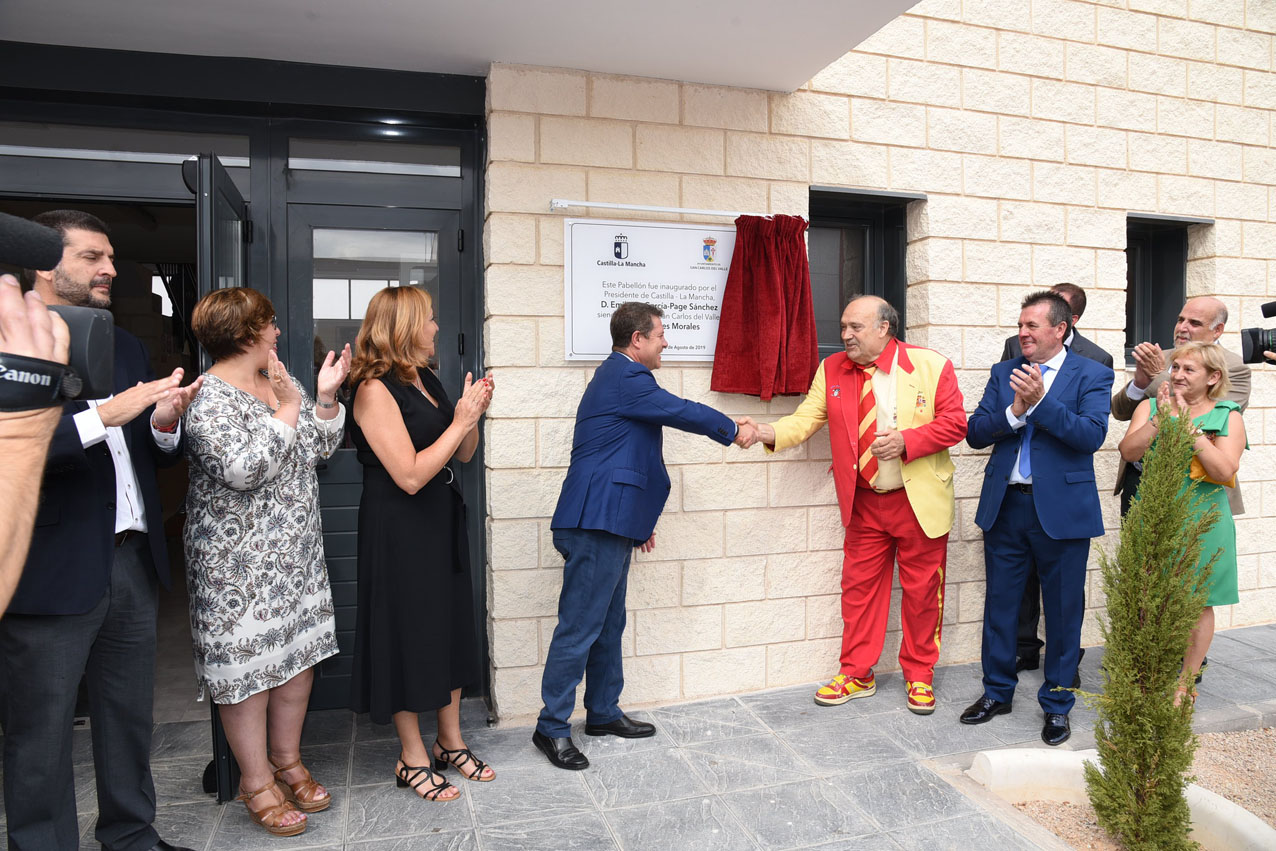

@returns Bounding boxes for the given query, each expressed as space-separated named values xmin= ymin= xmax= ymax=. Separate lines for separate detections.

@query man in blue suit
xmin=533 ymin=302 xmax=742 ymax=770
xmin=961 ymin=291 xmax=1112 ymax=747
xmin=0 ymin=211 xmax=199 ymax=851
xmin=999 ymin=283 xmax=1112 ymax=678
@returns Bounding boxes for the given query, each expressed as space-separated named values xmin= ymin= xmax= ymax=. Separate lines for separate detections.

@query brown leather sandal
xmin=237 ymin=780 xmax=307 ymax=836
xmin=270 ymin=757 xmax=331 ymax=813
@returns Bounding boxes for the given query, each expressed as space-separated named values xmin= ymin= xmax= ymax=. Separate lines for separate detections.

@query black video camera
xmin=0 ymin=212 xmax=115 ymax=412
xmin=1240 ymin=301 xmax=1276 ymax=365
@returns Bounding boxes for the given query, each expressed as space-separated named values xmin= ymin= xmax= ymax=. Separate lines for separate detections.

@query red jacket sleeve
xmin=901 ymin=359 xmax=967 ymax=461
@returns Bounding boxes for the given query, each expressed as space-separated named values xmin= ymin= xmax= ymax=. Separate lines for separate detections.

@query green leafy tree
xmin=1081 ymin=411 xmax=1217 ymax=851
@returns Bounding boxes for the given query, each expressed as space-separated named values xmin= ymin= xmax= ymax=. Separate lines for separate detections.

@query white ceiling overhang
xmin=0 ymin=0 xmax=916 ymax=92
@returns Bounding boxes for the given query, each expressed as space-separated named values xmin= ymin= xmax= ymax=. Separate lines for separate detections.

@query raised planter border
xmin=967 ymin=747 xmax=1276 ymax=851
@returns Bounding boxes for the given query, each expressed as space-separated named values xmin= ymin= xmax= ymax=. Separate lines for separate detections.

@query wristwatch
xmin=316 ymin=397 xmax=337 ymax=409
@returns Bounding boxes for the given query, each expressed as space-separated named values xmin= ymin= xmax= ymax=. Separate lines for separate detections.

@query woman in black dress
xmin=348 ymin=286 xmax=495 ymax=800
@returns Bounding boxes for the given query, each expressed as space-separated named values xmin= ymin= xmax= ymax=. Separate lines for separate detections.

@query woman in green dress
xmin=1118 ymin=341 xmax=1245 ymax=706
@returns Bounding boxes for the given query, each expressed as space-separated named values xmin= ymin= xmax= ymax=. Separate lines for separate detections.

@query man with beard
xmin=0 ymin=210 xmax=201 ymax=851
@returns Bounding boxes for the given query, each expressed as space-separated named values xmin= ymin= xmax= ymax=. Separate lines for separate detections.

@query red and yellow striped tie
xmin=857 ymin=364 xmax=878 ymax=488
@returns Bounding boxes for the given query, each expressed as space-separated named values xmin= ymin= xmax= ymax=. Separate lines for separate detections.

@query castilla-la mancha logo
xmin=614 ymin=234 xmax=629 ymax=260
xmin=702 ymin=237 xmax=717 ymax=263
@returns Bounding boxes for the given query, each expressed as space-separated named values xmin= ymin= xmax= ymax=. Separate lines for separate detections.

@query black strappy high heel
xmin=395 ymin=756 xmax=458 ymax=800
xmin=432 ymin=738 xmax=495 ymax=782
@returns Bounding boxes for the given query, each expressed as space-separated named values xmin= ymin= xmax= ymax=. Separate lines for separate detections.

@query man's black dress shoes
xmin=532 ymin=730 xmax=589 ymax=770
xmin=150 ymin=842 xmax=196 ymax=851
xmin=959 ymin=696 xmax=1012 ymax=725
xmin=1042 ymin=713 xmax=1071 ymax=746
xmin=584 ymin=713 xmax=655 ymax=738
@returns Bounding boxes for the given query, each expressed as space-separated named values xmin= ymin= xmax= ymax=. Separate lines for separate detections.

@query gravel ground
xmin=1014 ymin=726 xmax=1276 ymax=849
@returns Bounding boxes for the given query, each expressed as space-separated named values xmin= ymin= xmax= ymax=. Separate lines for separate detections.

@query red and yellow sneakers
xmin=814 ymin=672 xmax=876 ymax=706
xmin=906 ymin=681 xmax=935 ymax=715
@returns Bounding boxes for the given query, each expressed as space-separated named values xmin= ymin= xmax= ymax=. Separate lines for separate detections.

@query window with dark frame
xmin=1124 ymin=215 xmax=1204 ymax=363
xmin=808 ymin=187 xmax=918 ymax=358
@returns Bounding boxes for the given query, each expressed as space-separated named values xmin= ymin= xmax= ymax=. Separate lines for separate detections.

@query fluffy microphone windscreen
xmin=0 ymin=212 xmax=65 ymax=271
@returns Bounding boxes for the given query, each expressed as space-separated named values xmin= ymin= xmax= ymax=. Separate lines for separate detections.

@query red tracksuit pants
xmin=839 ymin=486 xmax=948 ymax=683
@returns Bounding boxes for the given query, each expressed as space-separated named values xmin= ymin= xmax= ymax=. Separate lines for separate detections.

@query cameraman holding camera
xmin=0 ymin=210 xmax=199 ymax=851
xmin=0 ymin=273 xmax=69 ymax=612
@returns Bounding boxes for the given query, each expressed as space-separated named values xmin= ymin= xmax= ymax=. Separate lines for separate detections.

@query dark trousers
xmin=1015 ymin=563 xmax=1046 ymax=661
xmin=1119 ymin=463 xmax=1140 ymax=518
xmin=981 ymin=488 xmax=1088 ymax=715
xmin=0 ymin=535 xmax=160 ymax=851
xmin=1015 ymin=563 xmax=1086 ymax=664
xmin=537 ymin=528 xmax=633 ymax=738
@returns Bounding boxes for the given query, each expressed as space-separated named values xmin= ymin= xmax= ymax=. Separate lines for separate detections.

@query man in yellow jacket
xmin=738 ymin=296 xmax=965 ymax=714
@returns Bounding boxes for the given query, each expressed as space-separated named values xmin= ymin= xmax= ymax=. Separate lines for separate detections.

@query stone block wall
xmin=483 ymin=0 xmax=1276 ymax=722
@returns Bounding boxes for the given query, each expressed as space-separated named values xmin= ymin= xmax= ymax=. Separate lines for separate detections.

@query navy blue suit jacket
xmin=8 ymin=327 xmax=180 ymax=615
xmin=967 ymin=352 xmax=1112 ymax=540
xmin=551 ymin=352 xmax=736 ymax=542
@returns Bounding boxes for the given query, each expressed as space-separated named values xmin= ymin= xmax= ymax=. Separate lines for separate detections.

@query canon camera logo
xmin=1 ymin=368 xmax=52 ymax=387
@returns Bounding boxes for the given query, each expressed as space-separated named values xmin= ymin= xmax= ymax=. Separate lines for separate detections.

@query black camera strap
xmin=0 ymin=352 xmax=82 ymax=412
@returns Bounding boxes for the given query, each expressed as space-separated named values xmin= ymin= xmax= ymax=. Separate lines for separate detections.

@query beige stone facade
xmin=482 ymin=0 xmax=1276 ymax=722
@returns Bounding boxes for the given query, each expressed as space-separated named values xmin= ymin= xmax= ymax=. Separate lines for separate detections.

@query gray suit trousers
xmin=0 ymin=535 xmax=160 ymax=851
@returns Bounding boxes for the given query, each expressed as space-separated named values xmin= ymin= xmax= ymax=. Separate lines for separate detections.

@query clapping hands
xmin=316 ymin=343 xmax=352 ymax=404
xmin=1154 ymin=380 xmax=1189 ymax=422
xmin=266 ymin=350 xmax=301 ymax=406
xmin=1008 ymin=363 xmax=1046 ymax=417
xmin=1131 ymin=342 xmax=1165 ymax=389
xmin=152 ymin=369 xmax=204 ymax=428
xmin=454 ymin=371 xmax=494 ymax=430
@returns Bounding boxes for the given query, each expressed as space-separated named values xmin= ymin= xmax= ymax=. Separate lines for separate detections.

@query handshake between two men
xmin=733 ymin=415 xmax=907 ymax=461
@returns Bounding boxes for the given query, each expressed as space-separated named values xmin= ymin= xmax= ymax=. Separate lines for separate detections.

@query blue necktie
xmin=1017 ymin=364 xmax=1050 ymax=480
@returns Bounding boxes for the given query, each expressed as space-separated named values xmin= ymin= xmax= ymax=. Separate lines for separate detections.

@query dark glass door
xmin=284 ymin=204 xmax=469 ymax=710
xmin=185 ymin=152 xmax=250 ymax=369
xmin=186 ymin=150 xmax=255 ymax=802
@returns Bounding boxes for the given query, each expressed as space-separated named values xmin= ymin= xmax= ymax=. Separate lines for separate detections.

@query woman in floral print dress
xmin=183 ymin=287 xmax=350 ymax=836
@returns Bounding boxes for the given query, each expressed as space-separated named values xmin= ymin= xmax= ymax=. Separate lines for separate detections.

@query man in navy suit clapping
xmin=961 ymin=291 xmax=1112 ymax=747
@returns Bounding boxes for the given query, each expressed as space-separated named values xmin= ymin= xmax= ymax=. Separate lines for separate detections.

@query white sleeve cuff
xmin=1126 ymin=382 xmax=1148 ymax=401
xmin=314 ymin=402 xmax=345 ymax=434
xmin=74 ymin=407 xmax=108 ymax=447
xmin=1005 ymin=405 xmax=1027 ymax=430
xmin=151 ymin=418 xmax=181 ymax=450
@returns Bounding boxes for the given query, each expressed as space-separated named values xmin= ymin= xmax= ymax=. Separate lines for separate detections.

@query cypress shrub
xmin=1081 ymin=410 xmax=1218 ymax=851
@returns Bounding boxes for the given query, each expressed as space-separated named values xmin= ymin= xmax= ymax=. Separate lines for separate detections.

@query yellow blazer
xmin=768 ymin=344 xmax=966 ymax=539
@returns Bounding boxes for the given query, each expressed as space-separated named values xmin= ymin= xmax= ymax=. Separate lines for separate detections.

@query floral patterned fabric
xmin=182 ymin=374 xmax=343 ymax=704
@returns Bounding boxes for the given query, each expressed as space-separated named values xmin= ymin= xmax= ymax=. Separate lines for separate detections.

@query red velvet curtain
xmin=710 ymin=215 xmax=818 ymax=401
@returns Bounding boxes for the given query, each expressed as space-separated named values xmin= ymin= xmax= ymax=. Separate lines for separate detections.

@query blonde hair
xmin=1169 ymin=341 xmax=1230 ymax=401
xmin=350 ymin=286 xmax=434 ymax=386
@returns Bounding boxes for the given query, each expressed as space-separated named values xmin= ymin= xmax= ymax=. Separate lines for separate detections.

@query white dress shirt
xmin=1006 ymin=347 xmax=1069 ymax=485
xmin=73 ymin=401 xmax=180 ymax=534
